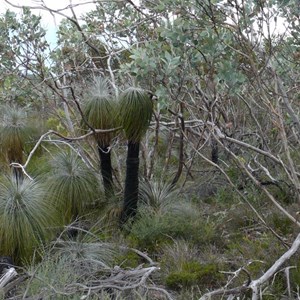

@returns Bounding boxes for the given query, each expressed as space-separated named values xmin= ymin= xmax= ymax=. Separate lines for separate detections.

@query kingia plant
xmin=0 ymin=106 xmax=37 ymax=178
xmin=119 ymin=87 xmax=153 ymax=225
xmin=45 ymin=151 xmax=100 ymax=223
xmin=82 ymin=78 xmax=119 ymax=199
xmin=0 ymin=176 xmax=57 ymax=264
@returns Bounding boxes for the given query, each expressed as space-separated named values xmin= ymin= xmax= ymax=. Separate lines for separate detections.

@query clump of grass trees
xmin=0 ymin=81 xmax=155 ymax=261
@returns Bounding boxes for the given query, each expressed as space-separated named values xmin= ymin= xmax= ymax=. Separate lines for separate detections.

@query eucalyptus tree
xmin=119 ymin=87 xmax=153 ymax=225
xmin=82 ymin=78 xmax=119 ymax=199
xmin=0 ymin=8 xmax=50 ymax=106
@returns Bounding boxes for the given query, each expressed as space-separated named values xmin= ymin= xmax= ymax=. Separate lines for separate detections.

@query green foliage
xmin=52 ymin=239 xmax=117 ymax=268
xmin=165 ymin=262 xmax=222 ymax=290
xmin=270 ymin=214 xmax=294 ymax=235
xmin=24 ymin=255 xmax=81 ymax=299
xmin=291 ymin=260 xmax=300 ymax=290
xmin=115 ymin=250 xmax=141 ymax=269
xmin=0 ymin=8 xmax=49 ymax=107
xmin=1 ymin=0 xmax=300 ymax=297
xmin=226 ymin=234 xmax=285 ymax=277
xmin=0 ymin=106 xmax=37 ymax=163
xmin=161 ymin=240 xmax=200 ymax=268
xmin=139 ymin=180 xmax=177 ymax=214
xmin=129 ymin=205 xmax=217 ymax=251
xmin=119 ymin=87 xmax=153 ymax=142
xmin=160 ymin=239 xmax=225 ymax=291
xmin=23 ymin=254 xmax=112 ymax=300
xmin=0 ymin=176 xmax=57 ymax=263
xmin=82 ymin=77 xmax=119 ymax=146
xmin=21 ymin=227 xmax=118 ymax=298
xmin=211 ymin=186 xmax=241 ymax=204
xmin=45 ymin=151 xmax=101 ymax=223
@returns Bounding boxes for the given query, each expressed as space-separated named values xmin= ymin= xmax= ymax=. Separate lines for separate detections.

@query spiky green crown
xmin=0 ymin=106 xmax=35 ymax=163
xmin=119 ymin=87 xmax=153 ymax=142
xmin=0 ymin=176 xmax=57 ymax=262
xmin=82 ymin=78 xmax=118 ymax=146
xmin=46 ymin=151 xmax=100 ymax=223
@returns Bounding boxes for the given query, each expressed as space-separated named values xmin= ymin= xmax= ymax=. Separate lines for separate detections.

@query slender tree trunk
xmin=171 ymin=111 xmax=185 ymax=187
xmin=98 ymin=143 xmax=114 ymax=199
xmin=120 ymin=141 xmax=140 ymax=225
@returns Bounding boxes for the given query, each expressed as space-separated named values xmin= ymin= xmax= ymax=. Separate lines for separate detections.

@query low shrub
xmin=129 ymin=206 xmax=217 ymax=251
xmin=165 ymin=262 xmax=223 ymax=290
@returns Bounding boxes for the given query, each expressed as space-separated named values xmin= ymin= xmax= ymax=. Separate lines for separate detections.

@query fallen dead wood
xmin=64 ymin=265 xmax=174 ymax=299
xmin=199 ymin=231 xmax=300 ymax=300
xmin=0 ymin=268 xmax=18 ymax=288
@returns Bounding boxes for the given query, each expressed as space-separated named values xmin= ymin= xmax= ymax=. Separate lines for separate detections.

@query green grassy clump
xmin=128 ymin=208 xmax=217 ymax=252
xmin=115 ymin=250 xmax=141 ymax=269
xmin=269 ymin=213 xmax=294 ymax=235
xmin=226 ymin=233 xmax=286 ymax=277
xmin=290 ymin=259 xmax=300 ymax=290
xmin=0 ymin=176 xmax=58 ymax=264
xmin=165 ymin=262 xmax=223 ymax=290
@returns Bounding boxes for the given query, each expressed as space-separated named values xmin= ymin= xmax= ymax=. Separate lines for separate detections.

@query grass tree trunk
xmin=118 ymin=87 xmax=153 ymax=226
xmin=211 ymin=137 xmax=219 ymax=164
xmin=120 ymin=141 xmax=140 ymax=225
xmin=82 ymin=78 xmax=118 ymax=201
xmin=98 ymin=143 xmax=114 ymax=199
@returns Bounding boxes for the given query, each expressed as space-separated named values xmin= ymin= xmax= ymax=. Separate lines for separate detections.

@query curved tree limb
xmin=10 ymin=128 xmax=121 ymax=178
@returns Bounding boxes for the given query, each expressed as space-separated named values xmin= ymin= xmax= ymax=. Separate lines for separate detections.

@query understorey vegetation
xmin=0 ymin=0 xmax=300 ymax=299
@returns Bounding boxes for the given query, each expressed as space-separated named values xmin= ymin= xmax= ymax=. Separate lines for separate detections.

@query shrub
xmin=129 ymin=206 xmax=217 ymax=251
xmin=165 ymin=262 xmax=223 ymax=290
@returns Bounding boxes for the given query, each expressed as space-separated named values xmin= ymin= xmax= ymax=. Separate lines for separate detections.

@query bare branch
xmin=10 ymin=128 xmax=121 ymax=177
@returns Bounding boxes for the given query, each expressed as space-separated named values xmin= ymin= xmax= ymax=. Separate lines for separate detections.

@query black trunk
xmin=98 ymin=143 xmax=114 ymax=199
xmin=211 ymin=138 xmax=219 ymax=164
xmin=120 ymin=141 xmax=140 ymax=226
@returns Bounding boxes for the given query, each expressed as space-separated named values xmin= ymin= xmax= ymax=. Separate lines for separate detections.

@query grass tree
xmin=0 ymin=176 xmax=57 ymax=264
xmin=119 ymin=87 xmax=153 ymax=225
xmin=82 ymin=78 xmax=119 ymax=199
xmin=0 ymin=106 xmax=36 ymax=179
xmin=45 ymin=150 xmax=100 ymax=224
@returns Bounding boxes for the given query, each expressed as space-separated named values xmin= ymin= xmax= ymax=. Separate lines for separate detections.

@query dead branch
xmin=250 ymin=231 xmax=300 ymax=300
xmin=10 ymin=128 xmax=121 ymax=178
xmin=0 ymin=268 xmax=18 ymax=288
xmin=200 ymin=232 xmax=300 ymax=299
